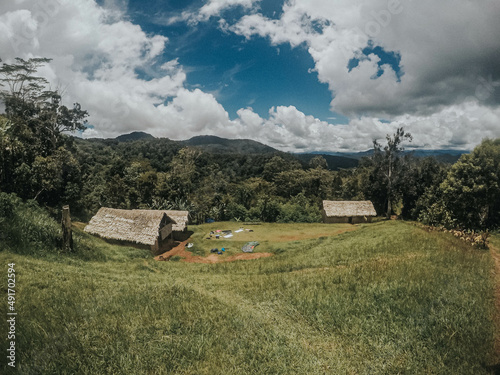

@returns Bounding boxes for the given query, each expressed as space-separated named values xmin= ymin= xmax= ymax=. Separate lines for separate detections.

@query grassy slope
xmin=0 ymin=221 xmax=497 ymax=374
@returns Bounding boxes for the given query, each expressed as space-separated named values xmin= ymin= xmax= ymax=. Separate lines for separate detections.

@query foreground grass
xmin=0 ymin=221 xmax=497 ymax=374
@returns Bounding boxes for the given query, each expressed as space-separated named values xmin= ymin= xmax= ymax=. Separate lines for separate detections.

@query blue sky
xmin=125 ymin=0 xmax=341 ymax=123
xmin=1 ymin=0 xmax=500 ymax=152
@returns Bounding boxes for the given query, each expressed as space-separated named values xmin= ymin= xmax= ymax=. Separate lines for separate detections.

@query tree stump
xmin=62 ymin=205 xmax=73 ymax=252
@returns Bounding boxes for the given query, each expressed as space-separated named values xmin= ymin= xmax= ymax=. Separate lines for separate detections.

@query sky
xmin=0 ymin=0 xmax=500 ymax=152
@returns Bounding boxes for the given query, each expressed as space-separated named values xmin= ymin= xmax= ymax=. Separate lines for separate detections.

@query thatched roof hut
xmin=84 ymin=207 xmax=173 ymax=250
xmin=161 ymin=210 xmax=189 ymax=232
xmin=322 ymin=200 xmax=377 ymax=224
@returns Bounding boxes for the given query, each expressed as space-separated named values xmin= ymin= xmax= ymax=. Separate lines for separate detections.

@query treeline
xmin=1 ymin=58 xmax=500 ymax=231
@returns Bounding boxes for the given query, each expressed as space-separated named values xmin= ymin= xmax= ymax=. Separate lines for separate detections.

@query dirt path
xmin=154 ymin=240 xmax=273 ymax=264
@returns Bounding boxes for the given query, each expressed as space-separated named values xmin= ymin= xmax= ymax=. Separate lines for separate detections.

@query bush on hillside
xmin=0 ymin=192 xmax=61 ymax=254
xmin=277 ymin=202 xmax=320 ymax=223
xmin=277 ymin=194 xmax=320 ymax=223
xmin=223 ymin=202 xmax=247 ymax=221
xmin=417 ymin=222 xmax=489 ymax=249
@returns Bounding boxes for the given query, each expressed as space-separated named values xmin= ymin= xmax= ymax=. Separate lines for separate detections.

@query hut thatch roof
xmin=322 ymin=200 xmax=377 ymax=217
xmin=84 ymin=208 xmax=170 ymax=246
xmin=161 ymin=210 xmax=189 ymax=231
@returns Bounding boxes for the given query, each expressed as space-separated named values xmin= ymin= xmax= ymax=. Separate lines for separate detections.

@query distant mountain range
xmin=294 ymin=153 xmax=359 ymax=170
xmin=311 ymin=148 xmax=466 ymax=159
xmin=181 ymin=135 xmax=277 ymax=154
xmin=114 ymin=131 xmax=155 ymax=142
xmin=110 ymin=132 xmax=467 ymax=168
xmin=307 ymin=148 xmax=467 ymax=164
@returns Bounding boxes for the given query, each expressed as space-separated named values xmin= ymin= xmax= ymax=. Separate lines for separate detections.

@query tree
xmin=262 ymin=155 xmax=301 ymax=182
xmin=400 ymin=156 xmax=447 ymax=220
xmin=370 ymin=127 xmax=412 ymax=217
xmin=274 ymin=169 xmax=309 ymax=198
xmin=342 ymin=168 xmax=369 ymax=201
xmin=0 ymin=115 xmax=18 ymax=188
xmin=0 ymin=58 xmax=88 ymax=202
xmin=0 ymin=58 xmax=88 ymax=149
xmin=308 ymin=155 xmax=328 ymax=169
xmin=439 ymin=139 xmax=500 ymax=229
xmin=123 ymin=160 xmax=156 ymax=208
xmin=167 ymin=147 xmax=201 ymax=200
xmin=0 ymin=57 xmax=53 ymax=116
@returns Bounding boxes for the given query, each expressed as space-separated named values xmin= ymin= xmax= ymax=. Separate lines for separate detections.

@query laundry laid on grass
xmin=242 ymin=241 xmax=259 ymax=253
xmin=210 ymin=247 xmax=226 ymax=255
xmin=208 ymin=227 xmax=249 ymax=239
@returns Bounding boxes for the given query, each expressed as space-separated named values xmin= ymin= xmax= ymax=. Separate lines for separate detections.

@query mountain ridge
xmin=114 ymin=131 xmax=155 ymax=142
xmin=110 ymin=132 xmax=467 ymax=165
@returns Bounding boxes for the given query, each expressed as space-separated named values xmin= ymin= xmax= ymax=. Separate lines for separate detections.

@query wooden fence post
xmin=62 ymin=205 xmax=73 ymax=252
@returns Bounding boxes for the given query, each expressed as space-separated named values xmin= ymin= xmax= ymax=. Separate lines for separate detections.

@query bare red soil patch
xmin=155 ymin=240 xmax=272 ymax=263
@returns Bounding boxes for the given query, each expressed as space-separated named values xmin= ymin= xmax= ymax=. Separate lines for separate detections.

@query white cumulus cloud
xmin=227 ymin=0 xmax=500 ymax=149
xmin=1 ymin=0 xmax=500 ymax=152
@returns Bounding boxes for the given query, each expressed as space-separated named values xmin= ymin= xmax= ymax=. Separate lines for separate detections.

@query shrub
xmin=224 ymin=202 xmax=247 ymax=221
xmin=417 ymin=223 xmax=489 ymax=249
xmin=0 ymin=192 xmax=61 ymax=255
xmin=276 ymin=198 xmax=320 ymax=223
xmin=417 ymin=201 xmax=456 ymax=229
xmin=0 ymin=192 xmax=15 ymax=218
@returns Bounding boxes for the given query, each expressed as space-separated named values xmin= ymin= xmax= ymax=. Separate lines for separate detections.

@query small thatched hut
xmin=161 ymin=210 xmax=189 ymax=239
xmin=322 ymin=200 xmax=377 ymax=224
xmin=84 ymin=208 xmax=174 ymax=252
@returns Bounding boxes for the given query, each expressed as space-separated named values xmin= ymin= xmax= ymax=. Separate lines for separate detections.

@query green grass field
xmin=182 ymin=221 xmax=356 ymax=257
xmin=1 ymin=221 xmax=498 ymax=374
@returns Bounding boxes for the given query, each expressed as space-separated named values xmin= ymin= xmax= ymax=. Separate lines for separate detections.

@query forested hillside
xmin=1 ymin=58 xmax=500 ymax=232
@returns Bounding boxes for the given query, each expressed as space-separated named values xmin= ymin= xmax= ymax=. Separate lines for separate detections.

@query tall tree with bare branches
xmin=370 ymin=127 xmax=413 ymax=217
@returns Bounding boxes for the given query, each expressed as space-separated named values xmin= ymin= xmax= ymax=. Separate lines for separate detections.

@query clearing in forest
xmin=155 ymin=222 xmax=359 ymax=262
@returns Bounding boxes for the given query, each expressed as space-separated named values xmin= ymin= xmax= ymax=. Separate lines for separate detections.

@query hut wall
xmin=324 ymin=216 xmax=350 ymax=224
xmin=153 ymin=237 xmax=174 ymax=254
xmin=323 ymin=215 xmax=373 ymax=224
xmin=351 ymin=216 xmax=372 ymax=224
xmin=322 ymin=209 xmax=349 ymax=223
xmin=321 ymin=209 xmax=327 ymax=223
xmin=160 ymin=223 xmax=173 ymax=240
xmin=172 ymin=229 xmax=188 ymax=241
